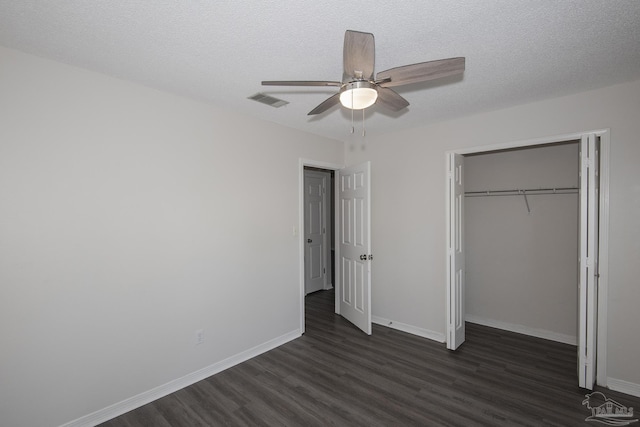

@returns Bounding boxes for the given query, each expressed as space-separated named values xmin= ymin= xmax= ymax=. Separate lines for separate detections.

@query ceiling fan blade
xmin=375 ymin=87 xmax=410 ymax=111
xmin=262 ymin=80 xmax=342 ymax=87
xmin=308 ymin=93 xmax=341 ymax=115
xmin=377 ymin=57 xmax=465 ymax=88
xmin=343 ymin=30 xmax=375 ymax=82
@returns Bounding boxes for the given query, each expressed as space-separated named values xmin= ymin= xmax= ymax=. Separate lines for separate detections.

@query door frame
xmin=298 ymin=159 xmax=343 ymax=334
xmin=445 ymin=129 xmax=610 ymax=386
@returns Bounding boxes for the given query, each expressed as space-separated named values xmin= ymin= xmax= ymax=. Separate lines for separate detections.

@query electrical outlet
xmin=195 ymin=329 xmax=204 ymax=346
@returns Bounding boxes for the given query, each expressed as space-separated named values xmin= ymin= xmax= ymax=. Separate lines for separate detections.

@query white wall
xmin=464 ymin=143 xmax=579 ymax=343
xmin=0 ymin=46 xmax=343 ymax=427
xmin=345 ymin=78 xmax=640 ymax=390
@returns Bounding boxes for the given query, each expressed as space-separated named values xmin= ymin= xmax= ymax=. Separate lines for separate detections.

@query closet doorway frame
xmin=445 ymin=129 xmax=610 ymax=387
xmin=298 ymin=158 xmax=344 ymax=334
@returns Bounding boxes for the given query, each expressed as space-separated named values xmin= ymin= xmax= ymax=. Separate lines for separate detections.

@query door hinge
xmin=323 ymin=268 xmax=326 ymax=274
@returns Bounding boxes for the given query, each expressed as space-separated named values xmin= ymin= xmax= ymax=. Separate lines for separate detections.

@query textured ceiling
xmin=1 ymin=1 xmax=639 ymax=141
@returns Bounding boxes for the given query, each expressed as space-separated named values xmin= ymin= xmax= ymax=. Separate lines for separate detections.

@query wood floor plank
xmin=100 ymin=290 xmax=640 ymax=426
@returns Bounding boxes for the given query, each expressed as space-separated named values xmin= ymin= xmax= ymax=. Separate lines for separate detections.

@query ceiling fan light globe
xmin=339 ymin=82 xmax=378 ymax=110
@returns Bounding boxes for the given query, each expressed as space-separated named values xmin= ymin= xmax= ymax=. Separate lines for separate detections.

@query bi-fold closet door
xmin=578 ymin=134 xmax=600 ymax=389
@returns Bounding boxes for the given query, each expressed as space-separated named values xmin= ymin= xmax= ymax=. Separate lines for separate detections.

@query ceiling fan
xmin=262 ymin=30 xmax=465 ymax=116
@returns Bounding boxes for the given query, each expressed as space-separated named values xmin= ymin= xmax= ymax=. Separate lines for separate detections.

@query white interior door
xmin=304 ymin=170 xmax=327 ymax=295
xmin=446 ymin=153 xmax=465 ymax=350
xmin=338 ymin=162 xmax=372 ymax=335
xmin=578 ymin=134 xmax=600 ymax=389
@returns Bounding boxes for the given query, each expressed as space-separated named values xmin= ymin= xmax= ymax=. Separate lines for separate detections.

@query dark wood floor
xmin=101 ymin=290 xmax=639 ymax=426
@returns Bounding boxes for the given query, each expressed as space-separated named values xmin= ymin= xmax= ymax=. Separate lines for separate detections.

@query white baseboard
xmin=60 ymin=329 xmax=301 ymax=427
xmin=372 ymin=316 xmax=445 ymax=343
xmin=465 ymin=315 xmax=577 ymax=345
xmin=607 ymin=378 xmax=640 ymax=398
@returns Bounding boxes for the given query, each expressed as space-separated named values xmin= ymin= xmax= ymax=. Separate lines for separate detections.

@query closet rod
xmin=464 ymin=187 xmax=578 ymax=197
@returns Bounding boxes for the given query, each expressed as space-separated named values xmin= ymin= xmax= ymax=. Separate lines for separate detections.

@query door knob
xmin=307 ymin=238 xmax=312 ymax=243
xmin=360 ymin=254 xmax=366 ymax=260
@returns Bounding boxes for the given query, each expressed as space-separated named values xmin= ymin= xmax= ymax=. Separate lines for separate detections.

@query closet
xmin=463 ymin=141 xmax=580 ymax=345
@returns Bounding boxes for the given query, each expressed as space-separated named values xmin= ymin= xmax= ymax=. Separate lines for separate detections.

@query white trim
xmin=465 ymin=315 xmax=577 ymax=346
xmin=299 ymin=158 xmax=344 ymax=171
xmin=445 ymin=129 xmax=610 ymax=386
xmin=453 ymin=129 xmax=609 ymax=155
xmin=372 ymin=316 xmax=445 ymax=343
xmin=596 ymin=131 xmax=610 ymax=387
xmin=60 ymin=330 xmax=300 ymax=427
xmin=298 ymin=159 xmax=343 ymax=333
xmin=334 ymin=170 xmax=340 ymax=315
xmin=608 ymin=378 xmax=640 ymax=398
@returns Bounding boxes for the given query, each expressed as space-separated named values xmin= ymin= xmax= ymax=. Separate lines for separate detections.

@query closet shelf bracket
xmin=519 ymin=190 xmax=531 ymax=215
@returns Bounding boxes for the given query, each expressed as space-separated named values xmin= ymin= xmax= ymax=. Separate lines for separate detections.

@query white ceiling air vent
xmin=248 ymin=93 xmax=289 ymax=108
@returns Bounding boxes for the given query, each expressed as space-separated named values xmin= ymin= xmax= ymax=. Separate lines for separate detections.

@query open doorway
xmin=297 ymin=159 xmax=342 ymax=335
xmin=446 ymin=130 xmax=610 ymax=390
xmin=298 ymin=159 xmax=373 ymax=336
xmin=463 ymin=141 xmax=580 ymax=346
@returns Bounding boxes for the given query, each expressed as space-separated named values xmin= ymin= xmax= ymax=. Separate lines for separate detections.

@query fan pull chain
xmin=350 ymin=109 xmax=354 ymax=134
xmin=362 ymin=108 xmax=366 ymax=137
xmin=350 ymin=90 xmax=355 ymax=134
